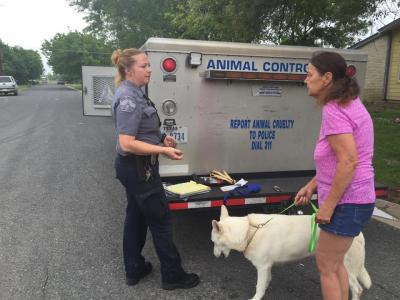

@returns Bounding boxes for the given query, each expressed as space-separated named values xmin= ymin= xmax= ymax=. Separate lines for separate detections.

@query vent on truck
xmin=92 ymin=76 xmax=115 ymax=107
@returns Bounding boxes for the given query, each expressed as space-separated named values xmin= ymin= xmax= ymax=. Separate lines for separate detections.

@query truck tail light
xmin=162 ymin=57 xmax=177 ymax=73
xmin=346 ymin=65 xmax=356 ymax=77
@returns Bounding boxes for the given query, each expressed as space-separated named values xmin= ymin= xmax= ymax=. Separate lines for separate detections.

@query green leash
xmin=277 ymin=201 xmax=319 ymax=254
xmin=278 ymin=202 xmax=296 ymax=214
xmin=309 ymin=202 xmax=319 ymax=254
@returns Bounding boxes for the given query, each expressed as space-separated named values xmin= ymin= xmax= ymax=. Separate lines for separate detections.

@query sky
xmin=0 ymin=0 xmax=88 ymax=74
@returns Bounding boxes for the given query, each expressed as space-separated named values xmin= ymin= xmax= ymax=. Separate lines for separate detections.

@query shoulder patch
xmin=119 ymin=97 xmax=136 ymax=113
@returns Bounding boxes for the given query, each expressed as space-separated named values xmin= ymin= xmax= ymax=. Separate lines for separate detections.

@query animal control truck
xmin=82 ymin=38 xmax=388 ymax=211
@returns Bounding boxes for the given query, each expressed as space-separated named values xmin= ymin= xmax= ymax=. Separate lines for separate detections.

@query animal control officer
xmin=111 ymin=48 xmax=200 ymax=290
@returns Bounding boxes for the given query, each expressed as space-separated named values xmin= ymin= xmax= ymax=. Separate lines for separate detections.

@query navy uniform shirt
xmin=112 ymin=80 xmax=161 ymax=156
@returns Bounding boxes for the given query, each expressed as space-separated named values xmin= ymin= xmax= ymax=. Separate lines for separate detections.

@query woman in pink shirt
xmin=295 ymin=51 xmax=375 ymax=300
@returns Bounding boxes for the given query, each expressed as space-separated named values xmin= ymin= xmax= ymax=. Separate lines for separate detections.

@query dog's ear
xmin=212 ymin=220 xmax=223 ymax=233
xmin=220 ymin=205 xmax=229 ymax=220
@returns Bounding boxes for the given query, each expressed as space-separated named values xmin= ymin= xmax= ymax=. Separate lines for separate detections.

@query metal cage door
xmin=82 ymin=66 xmax=116 ymax=116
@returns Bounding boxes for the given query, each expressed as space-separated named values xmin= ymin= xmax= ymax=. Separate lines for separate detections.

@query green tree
xmin=69 ymin=0 xmax=389 ymax=48
xmin=24 ymin=50 xmax=43 ymax=81
xmin=0 ymin=39 xmax=5 ymax=74
xmin=167 ymin=0 xmax=274 ymax=42
xmin=265 ymin=0 xmax=384 ymax=47
xmin=0 ymin=41 xmax=43 ymax=83
xmin=68 ymin=0 xmax=178 ymax=48
xmin=41 ymin=31 xmax=113 ymax=82
xmin=3 ymin=47 xmax=30 ymax=83
xmin=170 ymin=0 xmax=386 ymax=47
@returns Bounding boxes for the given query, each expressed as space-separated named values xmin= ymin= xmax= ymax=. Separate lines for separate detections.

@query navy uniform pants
xmin=115 ymin=155 xmax=184 ymax=282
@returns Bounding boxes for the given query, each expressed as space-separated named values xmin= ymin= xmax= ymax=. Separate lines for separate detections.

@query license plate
xmin=162 ymin=126 xmax=188 ymax=144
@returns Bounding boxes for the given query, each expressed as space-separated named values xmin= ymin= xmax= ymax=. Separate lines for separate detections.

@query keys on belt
xmin=145 ymin=155 xmax=158 ymax=182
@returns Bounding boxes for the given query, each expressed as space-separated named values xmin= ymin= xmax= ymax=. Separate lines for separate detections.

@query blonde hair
xmin=111 ymin=48 xmax=144 ymax=86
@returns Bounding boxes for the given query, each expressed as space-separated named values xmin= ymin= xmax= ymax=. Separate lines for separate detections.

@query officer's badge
xmin=120 ymin=97 xmax=136 ymax=112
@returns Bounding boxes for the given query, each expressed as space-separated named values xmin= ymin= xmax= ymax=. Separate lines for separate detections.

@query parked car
xmin=0 ymin=76 xmax=18 ymax=95
xmin=57 ymin=80 xmax=65 ymax=85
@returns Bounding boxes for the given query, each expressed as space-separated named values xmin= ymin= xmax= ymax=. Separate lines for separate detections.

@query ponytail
xmin=326 ymin=76 xmax=360 ymax=105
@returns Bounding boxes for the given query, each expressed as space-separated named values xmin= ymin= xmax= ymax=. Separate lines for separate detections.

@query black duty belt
xmin=119 ymin=154 xmax=159 ymax=182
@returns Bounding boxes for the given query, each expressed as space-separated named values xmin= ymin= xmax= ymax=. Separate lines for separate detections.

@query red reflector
xmin=346 ymin=65 xmax=356 ymax=77
xmin=212 ymin=71 xmax=227 ymax=78
xmin=266 ymin=195 xmax=291 ymax=203
xmin=226 ymin=71 xmax=242 ymax=79
xmin=375 ymin=189 xmax=388 ymax=198
xmin=162 ymin=58 xmax=177 ymax=73
xmin=169 ymin=202 xmax=188 ymax=210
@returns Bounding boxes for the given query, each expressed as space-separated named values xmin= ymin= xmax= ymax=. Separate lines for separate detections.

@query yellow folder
xmin=165 ymin=181 xmax=211 ymax=198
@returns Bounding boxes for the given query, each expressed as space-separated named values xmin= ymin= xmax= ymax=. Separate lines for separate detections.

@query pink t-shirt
xmin=314 ymin=97 xmax=375 ymax=205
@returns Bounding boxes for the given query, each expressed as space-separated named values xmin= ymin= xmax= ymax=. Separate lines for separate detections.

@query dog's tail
xmin=358 ymin=267 xmax=372 ymax=289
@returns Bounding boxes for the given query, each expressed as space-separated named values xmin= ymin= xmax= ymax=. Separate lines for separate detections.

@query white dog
xmin=211 ymin=205 xmax=371 ymax=300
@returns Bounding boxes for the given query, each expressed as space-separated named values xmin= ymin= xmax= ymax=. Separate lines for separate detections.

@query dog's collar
xmin=244 ymin=216 xmax=273 ymax=254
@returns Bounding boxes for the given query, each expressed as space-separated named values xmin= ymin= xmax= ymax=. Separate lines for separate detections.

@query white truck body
xmin=82 ymin=38 xmax=367 ymax=178
xmin=144 ymin=38 xmax=367 ymax=177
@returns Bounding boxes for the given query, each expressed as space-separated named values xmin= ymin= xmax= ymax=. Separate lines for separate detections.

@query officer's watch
xmin=161 ymin=133 xmax=167 ymax=143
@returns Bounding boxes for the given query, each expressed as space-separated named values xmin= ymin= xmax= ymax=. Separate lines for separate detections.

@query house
xmin=351 ymin=18 xmax=400 ymax=102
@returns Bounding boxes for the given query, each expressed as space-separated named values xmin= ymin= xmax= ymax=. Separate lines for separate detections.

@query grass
xmin=365 ymin=102 xmax=400 ymax=192
xmin=17 ymin=84 xmax=30 ymax=91
xmin=67 ymin=83 xmax=82 ymax=90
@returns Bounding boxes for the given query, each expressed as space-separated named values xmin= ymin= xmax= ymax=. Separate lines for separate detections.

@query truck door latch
xmin=273 ymin=185 xmax=282 ymax=192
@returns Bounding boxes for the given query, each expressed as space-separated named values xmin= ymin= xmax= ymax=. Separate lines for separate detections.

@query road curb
xmin=373 ymin=199 xmax=400 ymax=229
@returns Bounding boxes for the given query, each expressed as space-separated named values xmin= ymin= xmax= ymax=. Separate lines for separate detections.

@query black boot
xmin=126 ymin=262 xmax=153 ymax=286
xmin=162 ymin=272 xmax=200 ymax=290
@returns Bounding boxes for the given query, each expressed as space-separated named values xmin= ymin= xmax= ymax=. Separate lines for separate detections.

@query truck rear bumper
xmin=165 ymin=175 xmax=388 ymax=211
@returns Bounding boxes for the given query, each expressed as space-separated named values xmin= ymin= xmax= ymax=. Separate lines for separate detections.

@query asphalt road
xmin=0 ymin=84 xmax=399 ymax=300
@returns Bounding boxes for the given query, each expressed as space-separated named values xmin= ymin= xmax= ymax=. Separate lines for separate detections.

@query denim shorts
xmin=319 ymin=203 xmax=375 ymax=237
